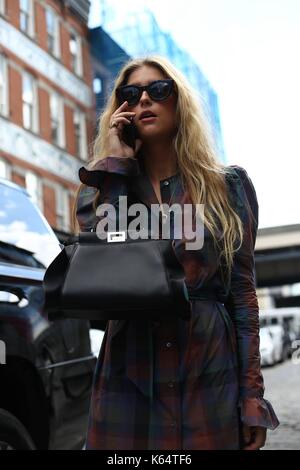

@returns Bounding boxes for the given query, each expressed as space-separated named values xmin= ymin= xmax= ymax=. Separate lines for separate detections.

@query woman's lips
xmin=140 ymin=116 xmax=157 ymax=123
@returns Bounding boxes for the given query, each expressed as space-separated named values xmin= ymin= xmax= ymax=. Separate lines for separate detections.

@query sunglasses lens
xmin=149 ymin=81 xmax=172 ymax=100
xmin=119 ymin=86 xmax=140 ymax=105
xmin=117 ymin=80 xmax=173 ymax=105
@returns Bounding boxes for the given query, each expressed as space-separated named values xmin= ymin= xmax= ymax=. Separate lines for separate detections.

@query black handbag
xmin=42 ymin=230 xmax=191 ymax=322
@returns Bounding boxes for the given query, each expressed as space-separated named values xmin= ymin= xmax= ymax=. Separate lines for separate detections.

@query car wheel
xmin=0 ymin=409 xmax=36 ymax=450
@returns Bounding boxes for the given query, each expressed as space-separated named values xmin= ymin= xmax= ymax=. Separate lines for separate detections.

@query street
xmin=262 ymin=358 xmax=300 ymax=450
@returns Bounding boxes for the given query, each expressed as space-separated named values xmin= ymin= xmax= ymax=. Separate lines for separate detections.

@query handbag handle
xmin=69 ymin=228 xmax=171 ymax=245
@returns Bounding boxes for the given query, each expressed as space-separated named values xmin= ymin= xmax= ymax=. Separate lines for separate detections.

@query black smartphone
xmin=122 ymin=120 xmax=140 ymax=150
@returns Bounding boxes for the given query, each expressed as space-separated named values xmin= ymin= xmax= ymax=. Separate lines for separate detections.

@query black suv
xmin=0 ymin=178 xmax=97 ymax=450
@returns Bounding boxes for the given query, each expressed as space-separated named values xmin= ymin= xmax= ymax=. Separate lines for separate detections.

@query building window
xmin=0 ymin=54 xmax=8 ymax=117
xmin=73 ymin=109 xmax=87 ymax=160
xmin=46 ymin=7 xmax=60 ymax=58
xmin=93 ymin=77 xmax=102 ymax=94
xmin=20 ymin=0 xmax=34 ymax=37
xmin=50 ymin=93 xmax=65 ymax=148
xmin=69 ymin=30 xmax=82 ymax=76
xmin=25 ymin=170 xmax=42 ymax=210
xmin=0 ymin=158 xmax=11 ymax=179
xmin=56 ymin=185 xmax=69 ymax=232
xmin=22 ymin=72 xmax=38 ymax=133
xmin=0 ymin=0 xmax=6 ymax=16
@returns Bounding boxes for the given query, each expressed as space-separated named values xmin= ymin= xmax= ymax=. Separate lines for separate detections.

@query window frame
xmin=25 ymin=170 xmax=43 ymax=211
xmin=50 ymin=92 xmax=65 ymax=148
xmin=0 ymin=0 xmax=6 ymax=16
xmin=45 ymin=5 xmax=60 ymax=58
xmin=73 ymin=108 xmax=87 ymax=161
xmin=55 ymin=185 xmax=70 ymax=232
xmin=19 ymin=0 xmax=35 ymax=38
xmin=93 ymin=76 xmax=103 ymax=95
xmin=69 ymin=29 xmax=83 ymax=77
xmin=0 ymin=157 xmax=12 ymax=180
xmin=0 ymin=54 xmax=9 ymax=117
xmin=22 ymin=71 xmax=39 ymax=133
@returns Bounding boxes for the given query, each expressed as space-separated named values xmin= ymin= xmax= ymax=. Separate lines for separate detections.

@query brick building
xmin=0 ymin=0 xmax=94 ymax=236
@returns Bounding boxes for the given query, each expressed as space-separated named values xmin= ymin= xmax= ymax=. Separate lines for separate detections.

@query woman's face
xmin=126 ymin=65 xmax=178 ymax=143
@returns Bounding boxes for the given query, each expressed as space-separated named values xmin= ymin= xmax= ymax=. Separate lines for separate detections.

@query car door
xmin=0 ymin=181 xmax=96 ymax=449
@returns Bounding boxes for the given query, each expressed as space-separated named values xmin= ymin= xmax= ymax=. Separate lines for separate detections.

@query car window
xmin=0 ymin=183 xmax=61 ymax=268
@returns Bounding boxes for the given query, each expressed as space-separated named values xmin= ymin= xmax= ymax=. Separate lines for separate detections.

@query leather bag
xmin=43 ymin=230 xmax=191 ymax=322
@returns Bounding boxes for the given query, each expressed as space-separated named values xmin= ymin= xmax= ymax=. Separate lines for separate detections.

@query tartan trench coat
xmin=76 ymin=155 xmax=280 ymax=450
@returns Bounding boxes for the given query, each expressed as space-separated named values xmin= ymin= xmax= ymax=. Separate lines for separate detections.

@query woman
xmin=73 ymin=55 xmax=279 ymax=450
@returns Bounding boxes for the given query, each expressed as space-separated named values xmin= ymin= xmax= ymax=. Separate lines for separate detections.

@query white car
xmin=260 ymin=327 xmax=277 ymax=366
xmin=266 ymin=324 xmax=285 ymax=363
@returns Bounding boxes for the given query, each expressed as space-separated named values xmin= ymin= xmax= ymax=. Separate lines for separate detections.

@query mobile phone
xmin=122 ymin=120 xmax=140 ymax=150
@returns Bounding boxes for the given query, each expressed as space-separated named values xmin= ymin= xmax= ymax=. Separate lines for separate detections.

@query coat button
xmin=168 ymin=381 xmax=174 ymax=388
xmin=166 ymin=342 xmax=172 ymax=348
xmin=163 ymin=180 xmax=169 ymax=186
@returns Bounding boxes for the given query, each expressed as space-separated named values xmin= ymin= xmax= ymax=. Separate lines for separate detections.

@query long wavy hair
xmin=71 ymin=55 xmax=244 ymax=283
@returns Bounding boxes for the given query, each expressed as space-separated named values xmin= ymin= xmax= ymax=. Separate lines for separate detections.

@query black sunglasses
xmin=116 ymin=79 xmax=175 ymax=106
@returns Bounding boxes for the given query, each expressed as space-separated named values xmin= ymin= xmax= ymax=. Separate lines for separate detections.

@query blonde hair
xmin=71 ymin=55 xmax=244 ymax=283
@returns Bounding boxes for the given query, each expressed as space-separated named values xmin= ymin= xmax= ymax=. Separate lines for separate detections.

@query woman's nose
xmin=140 ymin=90 xmax=151 ymax=103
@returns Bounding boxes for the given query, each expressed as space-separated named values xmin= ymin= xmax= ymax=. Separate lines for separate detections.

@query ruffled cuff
xmin=79 ymin=156 xmax=140 ymax=188
xmin=238 ymin=397 xmax=280 ymax=430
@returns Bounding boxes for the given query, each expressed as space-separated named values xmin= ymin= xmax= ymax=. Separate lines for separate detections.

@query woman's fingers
xmin=116 ymin=100 xmax=127 ymax=109
xmin=115 ymin=112 xmax=136 ymax=119
xmin=112 ymin=101 xmax=136 ymax=122
xmin=242 ymin=424 xmax=252 ymax=446
xmin=107 ymin=101 xmax=139 ymax=157
xmin=116 ymin=100 xmax=130 ymax=112
xmin=243 ymin=426 xmax=267 ymax=450
xmin=110 ymin=117 xmax=132 ymax=128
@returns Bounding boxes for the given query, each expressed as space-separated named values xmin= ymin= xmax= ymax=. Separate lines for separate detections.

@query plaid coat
xmin=76 ymin=155 xmax=279 ymax=450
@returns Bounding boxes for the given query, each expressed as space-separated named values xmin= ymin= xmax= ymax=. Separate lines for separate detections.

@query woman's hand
xmin=242 ymin=424 xmax=267 ymax=450
xmin=108 ymin=101 xmax=143 ymax=159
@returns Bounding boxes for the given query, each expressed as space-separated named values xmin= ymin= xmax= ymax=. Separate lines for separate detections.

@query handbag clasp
xmin=107 ymin=231 xmax=126 ymax=243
